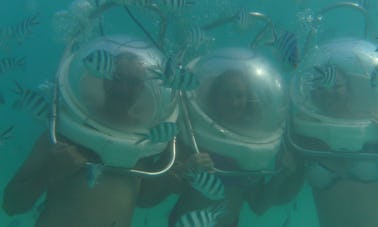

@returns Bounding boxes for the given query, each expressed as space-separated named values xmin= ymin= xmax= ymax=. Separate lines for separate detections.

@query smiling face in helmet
xmin=209 ymin=70 xmax=251 ymax=124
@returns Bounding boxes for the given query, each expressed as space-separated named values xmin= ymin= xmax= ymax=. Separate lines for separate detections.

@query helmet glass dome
xmin=190 ymin=48 xmax=287 ymax=140
xmin=60 ymin=35 xmax=175 ymax=133
xmin=292 ymin=38 xmax=378 ymax=121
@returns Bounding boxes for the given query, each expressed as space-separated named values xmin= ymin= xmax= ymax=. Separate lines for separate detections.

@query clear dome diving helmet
xmin=54 ymin=35 xmax=178 ymax=171
xmin=181 ymin=48 xmax=288 ymax=174
xmin=290 ymin=38 xmax=378 ymax=159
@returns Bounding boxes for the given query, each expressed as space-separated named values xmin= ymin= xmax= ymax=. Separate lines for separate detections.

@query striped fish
xmin=185 ymin=169 xmax=225 ymax=200
xmin=82 ymin=49 xmax=117 ymax=80
xmin=12 ymin=81 xmax=50 ymax=119
xmin=85 ymin=162 xmax=104 ymax=189
xmin=0 ymin=126 xmax=14 ymax=145
xmin=0 ymin=57 xmax=26 ymax=75
xmin=164 ymin=67 xmax=199 ymax=91
xmin=136 ymin=121 xmax=179 ymax=144
xmin=235 ymin=8 xmax=252 ymax=30
xmin=310 ymin=64 xmax=337 ymax=89
xmin=370 ymin=66 xmax=378 ymax=88
xmin=174 ymin=202 xmax=227 ymax=227
xmin=160 ymin=0 xmax=195 ymax=12
xmin=184 ymin=26 xmax=211 ymax=49
xmin=150 ymin=55 xmax=199 ymax=91
xmin=273 ymin=30 xmax=300 ymax=68
xmin=0 ymin=13 xmax=39 ymax=45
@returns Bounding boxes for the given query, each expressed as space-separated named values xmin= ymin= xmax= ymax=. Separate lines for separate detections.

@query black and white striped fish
xmin=235 ymin=8 xmax=252 ymax=30
xmin=0 ymin=57 xmax=26 ymax=75
xmin=0 ymin=126 xmax=14 ymax=145
xmin=370 ymin=66 xmax=378 ymax=88
xmin=174 ymin=202 xmax=228 ymax=227
xmin=165 ymin=67 xmax=199 ymax=91
xmin=0 ymin=13 xmax=39 ymax=45
xmin=310 ymin=64 xmax=337 ymax=89
xmin=82 ymin=49 xmax=117 ymax=80
xmin=184 ymin=26 xmax=212 ymax=49
xmin=150 ymin=55 xmax=199 ymax=91
xmin=272 ymin=30 xmax=300 ymax=68
xmin=136 ymin=121 xmax=179 ymax=144
xmin=185 ymin=169 xmax=225 ymax=200
xmin=12 ymin=81 xmax=50 ymax=119
xmin=160 ymin=0 xmax=195 ymax=12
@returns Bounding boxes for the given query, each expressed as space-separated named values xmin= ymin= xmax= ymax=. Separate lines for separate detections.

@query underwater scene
xmin=1 ymin=0 xmax=378 ymax=226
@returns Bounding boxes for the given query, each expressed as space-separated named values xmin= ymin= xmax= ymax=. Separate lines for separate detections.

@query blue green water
xmin=1 ymin=0 xmax=377 ymax=226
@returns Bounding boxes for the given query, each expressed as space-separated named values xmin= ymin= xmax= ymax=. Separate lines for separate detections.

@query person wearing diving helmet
xmin=2 ymin=35 xmax=179 ymax=227
xmin=289 ymin=38 xmax=378 ymax=227
xmin=167 ymin=47 xmax=304 ymax=227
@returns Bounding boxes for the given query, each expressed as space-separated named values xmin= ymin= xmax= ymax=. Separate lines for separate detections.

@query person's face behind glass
xmin=103 ymin=53 xmax=145 ymax=122
xmin=311 ymin=73 xmax=349 ymax=117
xmin=210 ymin=70 xmax=249 ymax=124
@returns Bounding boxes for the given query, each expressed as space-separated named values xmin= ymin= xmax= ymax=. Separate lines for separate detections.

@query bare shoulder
xmin=14 ymin=131 xmax=52 ymax=175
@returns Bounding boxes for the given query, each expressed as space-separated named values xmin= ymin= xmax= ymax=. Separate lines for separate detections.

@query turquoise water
xmin=0 ymin=0 xmax=377 ymax=226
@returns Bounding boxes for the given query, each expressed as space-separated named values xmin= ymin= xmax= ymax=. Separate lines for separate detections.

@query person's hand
xmin=47 ymin=142 xmax=88 ymax=183
xmin=184 ymin=152 xmax=215 ymax=173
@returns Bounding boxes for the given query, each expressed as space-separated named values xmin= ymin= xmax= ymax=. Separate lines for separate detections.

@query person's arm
xmin=247 ymin=147 xmax=305 ymax=215
xmin=2 ymin=132 xmax=51 ymax=215
xmin=3 ymin=132 xmax=88 ymax=215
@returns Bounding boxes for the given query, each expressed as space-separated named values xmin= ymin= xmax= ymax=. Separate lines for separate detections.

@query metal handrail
xmin=286 ymin=122 xmax=378 ymax=160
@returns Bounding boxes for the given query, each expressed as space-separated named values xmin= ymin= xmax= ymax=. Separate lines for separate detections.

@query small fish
xmin=311 ymin=64 xmax=337 ymax=89
xmin=234 ymin=8 xmax=252 ymax=30
xmin=370 ymin=66 xmax=378 ymax=88
xmin=0 ymin=126 xmax=14 ymax=145
xmin=86 ymin=162 xmax=104 ymax=188
xmin=0 ymin=57 xmax=26 ymax=75
xmin=271 ymin=30 xmax=300 ymax=68
xmin=184 ymin=26 xmax=212 ymax=49
xmin=165 ymin=67 xmax=199 ymax=91
xmin=150 ymin=56 xmax=199 ymax=91
xmin=82 ymin=49 xmax=117 ymax=80
xmin=136 ymin=121 xmax=179 ymax=144
xmin=160 ymin=0 xmax=195 ymax=12
xmin=12 ymin=81 xmax=50 ymax=119
xmin=174 ymin=202 xmax=228 ymax=227
xmin=0 ymin=13 xmax=40 ymax=45
xmin=185 ymin=169 xmax=225 ymax=200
